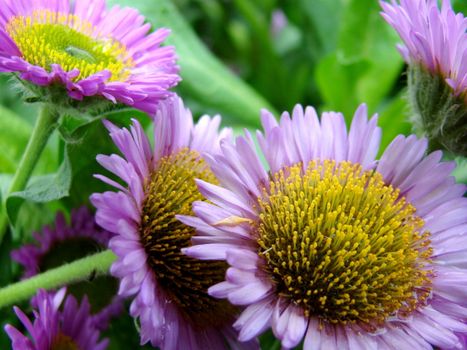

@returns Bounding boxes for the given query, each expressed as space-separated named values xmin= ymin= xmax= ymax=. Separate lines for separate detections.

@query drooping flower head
xmin=0 ymin=0 xmax=179 ymax=115
xmin=5 ymin=288 xmax=108 ymax=350
xmin=380 ymin=0 xmax=467 ymax=155
xmin=182 ymin=104 xmax=467 ymax=349
xmin=91 ymin=96 xmax=257 ymax=349
xmin=11 ymin=206 xmax=122 ymax=330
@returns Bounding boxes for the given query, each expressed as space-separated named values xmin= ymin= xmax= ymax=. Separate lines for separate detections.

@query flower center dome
xmin=140 ymin=149 xmax=234 ymax=327
xmin=257 ymin=160 xmax=433 ymax=326
xmin=6 ymin=10 xmax=133 ymax=81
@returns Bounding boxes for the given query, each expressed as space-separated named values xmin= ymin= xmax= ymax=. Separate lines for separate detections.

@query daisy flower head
xmin=380 ymin=0 xmax=467 ymax=155
xmin=11 ymin=206 xmax=122 ymax=330
xmin=182 ymin=104 xmax=467 ymax=349
xmin=0 ymin=0 xmax=179 ymax=115
xmin=91 ymin=96 xmax=257 ymax=349
xmin=5 ymin=288 xmax=108 ymax=350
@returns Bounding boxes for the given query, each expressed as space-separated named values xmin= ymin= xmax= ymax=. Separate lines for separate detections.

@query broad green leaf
xmin=316 ymin=0 xmax=404 ymax=119
xmin=64 ymin=110 xmax=149 ymax=210
xmin=316 ymin=54 xmax=370 ymax=116
xmin=107 ymin=0 xmax=275 ymax=126
xmin=452 ymin=157 xmax=467 ymax=184
xmin=297 ymin=0 xmax=344 ymax=56
xmin=6 ymin=150 xmax=71 ymax=225
xmin=377 ymin=92 xmax=412 ymax=151
xmin=259 ymin=331 xmax=281 ymax=350
xmin=58 ymin=106 xmax=143 ymax=143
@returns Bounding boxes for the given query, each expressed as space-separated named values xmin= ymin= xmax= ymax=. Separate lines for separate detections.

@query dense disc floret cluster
xmin=139 ymin=149 xmax=235 ymax=327
xmin=5 ymin=288 xmax=108 ymax=350
xmin=0 ymin=0 xmax=179 ymax=114
xmin=182 ymin=104 xmax=467 ymax=349
xmin=257 ymin=160 xmax=432 ymax=326
xmin=91 ymin=96 xmax=258 ymax=349
xmin=6 ymin=11 xmax=132 ymax=82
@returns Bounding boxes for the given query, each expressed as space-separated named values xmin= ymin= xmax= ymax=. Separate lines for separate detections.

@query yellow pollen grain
xmin=6 ymin=10 xmax=133 ymax=81
xmin=256 ymin=160 xmax=433 ymax=327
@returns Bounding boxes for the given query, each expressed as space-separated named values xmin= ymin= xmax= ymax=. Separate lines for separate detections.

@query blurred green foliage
xmin=0 ymin=1 xmax=465 ymax=349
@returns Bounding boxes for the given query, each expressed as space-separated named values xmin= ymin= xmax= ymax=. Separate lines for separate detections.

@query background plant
xmin=0 ymin=0 xmax=465 ymax=348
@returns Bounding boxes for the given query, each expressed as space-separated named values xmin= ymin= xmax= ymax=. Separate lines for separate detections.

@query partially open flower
xmin=91 ymin=96 xmax=257 ymax=349
xmin=11 ymin=206 xmax=122 ymax=330
xmin=5 ymin=288 xmax=108 ymax=350
xmin=380 ymin=0 xmax=467 ymax=156
xmin=182 ymin=104 xmax=467 ymax=349
xmin=0 ymin=0 xmax=179 ymax=115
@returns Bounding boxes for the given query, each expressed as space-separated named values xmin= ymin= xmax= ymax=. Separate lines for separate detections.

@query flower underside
xmin=51 ymin=333 xmax=79 ymax=350
xmin=257 ymin=160 xmax=433 ymax=327
xmin=6 ymin=10 xmax=133 ymax=81
xmin=140 ymin=149 xmax=235 ymax=327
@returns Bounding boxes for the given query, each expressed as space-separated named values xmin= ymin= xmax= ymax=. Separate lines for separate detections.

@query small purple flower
xmin=91 ymin=96 xmax=258 ymax=349
xmin=5 ymin=288 xmax=108 ymax=350
xmin=0 ymin=0 xmax=179 ymax=114
xmin=11 ymin=206 xmax=122 ymax=330
xmin=181 ymin=104 xmax=467 ymax=349
xmin=380 ymin=0 xmax=466 ymax=99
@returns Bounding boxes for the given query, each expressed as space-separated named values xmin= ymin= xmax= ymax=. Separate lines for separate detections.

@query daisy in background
xmin=380 ymin=0 xmax=466 ymax=156
xmin=11 ymin=206 xmax=122 ymax=330
xmin=0 ymin=0 xmax=179 ymax=115
xmin=91 ymin=96 xmax=258 ymax=349
xmin=5 ymin=288 xmax=108 ymax=350
xmin=181 ymin=104 xmax=467 ymax=349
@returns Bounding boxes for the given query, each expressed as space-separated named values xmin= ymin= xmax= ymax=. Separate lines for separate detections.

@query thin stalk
xmin=0 ymin=250 xmax=116 ymax=309
xmin=0 ymin=105 xmax=59 ymax=243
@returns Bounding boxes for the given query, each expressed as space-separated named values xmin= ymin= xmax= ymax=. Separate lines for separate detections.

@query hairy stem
xmin=0 ymin=250 xmax=116 ymax=309
xmin=0 ymin=105 xmax=59 ymax=243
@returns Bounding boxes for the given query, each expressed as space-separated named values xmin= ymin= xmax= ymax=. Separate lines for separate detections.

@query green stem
xmin=0 ymin=250 xmax=116 ymax=309
xmin=0 ymin=105 xmax=59 ymax=243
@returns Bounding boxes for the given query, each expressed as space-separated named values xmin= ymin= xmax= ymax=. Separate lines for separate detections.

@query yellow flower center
xmin=140 ymin=149 xmax=235 ymax=327
xmin=6 ymin=10 xmax=133 ymax=81
xmin=256 ymin=160 xmax=433 ymax=327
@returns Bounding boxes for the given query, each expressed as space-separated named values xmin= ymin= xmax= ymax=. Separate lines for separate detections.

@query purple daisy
xmin=0 ymin=0 xmax=179 ymax=114
xmin=181 ymin=104 xmax=467 ymax=349
xmin=380 ymin=0 xmax=466 ymax=99
xmin=11 ymin=206 xmax=122 ymax=330
xmin=380 ymin=0 xmax=466 ymax=155
xmin=91 ymin=96 xmax=257 ymax=349
xmin=5 ymin=288 xmax=108 ymax=350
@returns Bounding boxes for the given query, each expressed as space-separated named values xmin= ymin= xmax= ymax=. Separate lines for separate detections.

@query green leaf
xmin=452 ymin=157 xmax=467 ymax=184
xmin=6 ymin=150 xmax=71 ymax=225
xmin=64 ymin=110 xmax=149 ymax=209
xmin=316 ymin=0 xmax=404 ymax=119
xmin=316 ymin=54 xmax=370 ymax=116
xmin=259 ymin=330 xmax=281 ymax=350
xmin=58 ymin=106 xmax=143 ymax=144
xmin=107 ymin=0 xmax=275 ymax=126
xmin=377 ymin=92 xmax=412 ymax=151
xmin=298 ymin=0 xmax=344 ymax=55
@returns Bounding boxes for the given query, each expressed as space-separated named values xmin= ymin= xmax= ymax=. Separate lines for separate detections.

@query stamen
xmin=256 ymin=160 xmax=433 ymax=327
